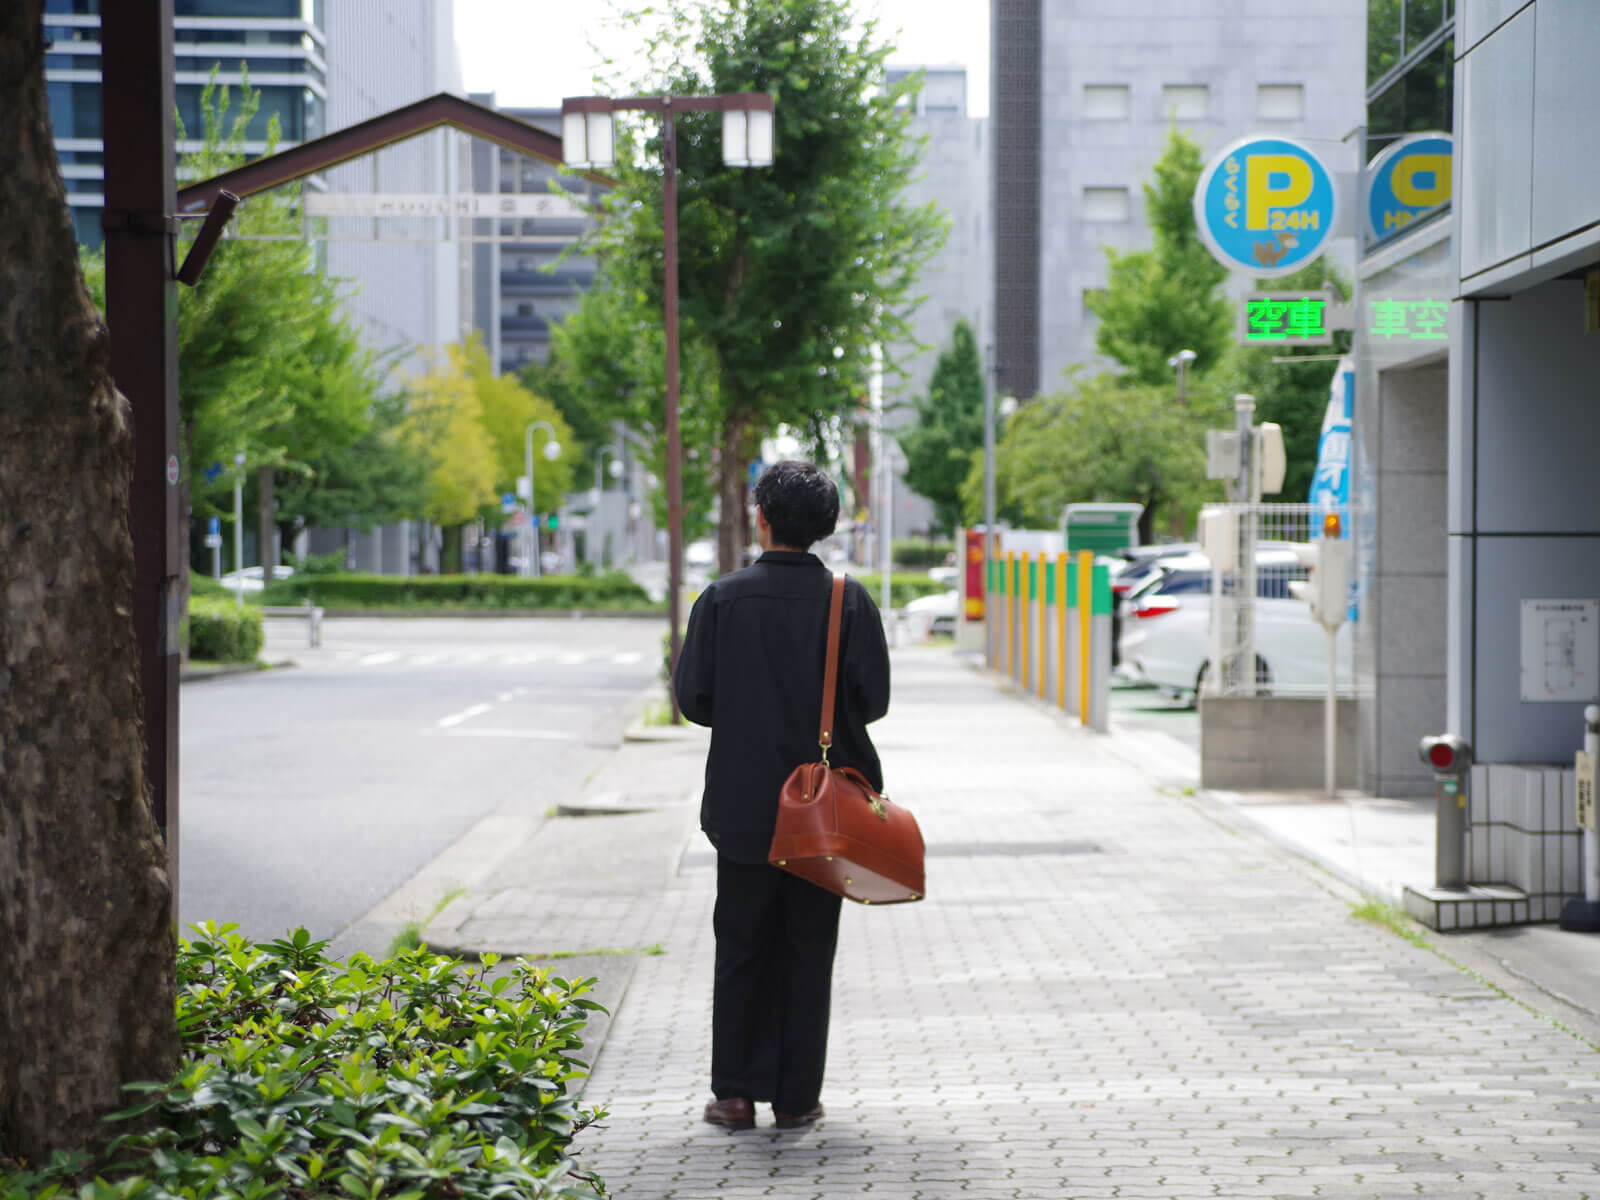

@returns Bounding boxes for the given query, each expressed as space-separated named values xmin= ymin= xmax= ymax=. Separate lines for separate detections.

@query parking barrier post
xmin=1021 ymin=555 xmax=1034 ymax=690
xmin=1077 ymin=551 xmax=1093 ymax=724
xmin=1037 ymin=551 xmax=1049 ymax=700
xmin=1064 ymin=556 xmax=1080 ymax=717
xmin=1056 ymin=554 xmax=1067 ymax=710
xmin=1088 ymin=557 xmax=1112 ymax=732
xmin=1005 ymin=552 xmax=1016 ymax=680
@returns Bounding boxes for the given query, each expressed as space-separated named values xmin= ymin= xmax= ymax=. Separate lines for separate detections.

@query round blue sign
xmin=1366 ymin=132 xmax=1452 ymax=244
xmin=1193 ymin=135 xmax=1337 ymax=278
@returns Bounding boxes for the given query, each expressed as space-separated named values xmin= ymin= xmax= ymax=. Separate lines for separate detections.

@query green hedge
xmin=891 ymin=539 xmax=954 ymax=568
xmin=0 ymin=925 xmax=606 ymax=1200
xmin=853 ymin=572 xmax=950 ymax=609
xmin=187 ymin=595 xmax=263 ymax=662
xmin=263 ymin=570 xmax=654 ymax=610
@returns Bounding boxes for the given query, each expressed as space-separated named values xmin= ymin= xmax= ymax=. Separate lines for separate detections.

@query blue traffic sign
xmin=748 ymin=460 xmax=767 ymax=491
xmin=1366 ymin=132 xmax=1451 ymax=244
xmin=500 ymin=492 xmax=517 ymax=514
xmin=207 ymin=515 xmax=221 ymax=536
xmin=1194 ymin=135 xmax=1337 ymax=277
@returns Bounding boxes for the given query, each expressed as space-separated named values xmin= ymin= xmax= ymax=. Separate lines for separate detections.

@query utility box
xmin=1061 ymin=503 xmax=1143 ymax=556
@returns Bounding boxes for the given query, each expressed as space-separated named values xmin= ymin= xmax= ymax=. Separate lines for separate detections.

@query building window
xmin=1367 ymin=35 xmax=1452 ymax=145
xmin=516 ymin=303 xmax=532 ymax=316
xmin=1082 ymin=187 xmax=1130 ymax=222
xmin=1161 ymin=85 xmax=1208 ymax=120
xmin=1082 ymin=85 xmax=1131 ymax=120
xmin=1257 ymin=84 xmax=1305 ymax=120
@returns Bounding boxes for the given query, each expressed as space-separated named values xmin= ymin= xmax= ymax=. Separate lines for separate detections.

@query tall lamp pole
xmin=1167 ymin=348 xmax=1197 ymax=407
xmin=563 ymin=91 xmax=775 ymax=722
xmin=523 ymin=419 xmax=560 ymax=578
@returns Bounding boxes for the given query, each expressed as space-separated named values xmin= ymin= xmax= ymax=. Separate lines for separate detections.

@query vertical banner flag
xmin=964 ymin=528 xmax=986 ymax=621
xmin=1308 ymin=356 xmax=1354 ymax=514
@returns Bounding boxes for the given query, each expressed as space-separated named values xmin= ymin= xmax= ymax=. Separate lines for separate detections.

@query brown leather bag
xmin=768 ymin=575 xmax=925 ymax=905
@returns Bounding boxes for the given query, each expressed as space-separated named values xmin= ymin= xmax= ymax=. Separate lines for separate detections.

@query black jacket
xmin=673 ymin=551 xmax=892 ymax=863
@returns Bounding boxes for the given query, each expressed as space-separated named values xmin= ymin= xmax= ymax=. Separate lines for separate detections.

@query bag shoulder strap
xmin=818 ymin=574 xmax=846 ymax=760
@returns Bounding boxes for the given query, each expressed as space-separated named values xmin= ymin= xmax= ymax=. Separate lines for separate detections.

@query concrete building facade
xmin=882 ymin=65 xmax=992 ymax=540
xmin=992 ymin=0 xmax=1367 ymax=398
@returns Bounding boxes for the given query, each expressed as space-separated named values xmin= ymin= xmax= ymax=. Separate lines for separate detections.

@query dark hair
xmin=754 ymin=460 xmax=840 ymax=550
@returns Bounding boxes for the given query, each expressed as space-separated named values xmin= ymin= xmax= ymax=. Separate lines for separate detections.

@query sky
xmin=451 ymin=0 xmax=990 ymax=116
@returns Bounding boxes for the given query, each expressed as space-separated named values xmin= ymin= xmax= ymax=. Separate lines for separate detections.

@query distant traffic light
xmin=546 ymin=513 xmax=559 ymax=531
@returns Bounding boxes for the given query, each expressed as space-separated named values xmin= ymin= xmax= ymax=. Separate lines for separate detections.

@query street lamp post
xmin=562 ymin=91 xmax=774 ymax=722
xmin=523 ymin=419 xmax=560 ymax=578
xmin=1167 ymin=348 xmax=1197 ymax=407
xmin=593 ymin=445 xmax=624 ymax=567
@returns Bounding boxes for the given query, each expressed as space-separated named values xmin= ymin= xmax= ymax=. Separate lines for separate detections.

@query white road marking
xmin=359 ymin=652 xmax=399 ymax=666
xmin=612 ymin=652 xmax=644 ymax=665
xmin=436 ymin=702 xmax=493 ymax=729
xmin=557 ymin=652 xmax=587 ymax=665
xmin=497 ymin=691 xmax=516 ymax=703
xmin=440 ymin=728 xmax=578 ymax=740
xmin=410 ymin=654 xmax=444 ymax=666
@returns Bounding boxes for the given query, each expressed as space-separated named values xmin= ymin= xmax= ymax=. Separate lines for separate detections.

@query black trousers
xmin=711 ymin=856 xmax=844 ymax=1113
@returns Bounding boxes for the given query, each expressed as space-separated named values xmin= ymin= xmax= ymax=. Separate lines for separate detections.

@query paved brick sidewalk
xmin=571 ymin=647 xmax=1600 ymax=1199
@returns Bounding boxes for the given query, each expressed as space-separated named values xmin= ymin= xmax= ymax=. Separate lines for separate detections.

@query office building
xmin=881 ymin=65 xmax=991 ymax=539
xmin=991 ymin=0 xmax=1367 ymax=399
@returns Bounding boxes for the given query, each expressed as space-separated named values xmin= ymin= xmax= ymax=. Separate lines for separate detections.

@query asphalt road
xmin=177 ymin=615 xmax=664 ymax=946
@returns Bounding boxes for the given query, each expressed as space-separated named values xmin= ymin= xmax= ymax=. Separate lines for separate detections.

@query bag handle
xmin=817 ymin=574 xmax=845 ymax=763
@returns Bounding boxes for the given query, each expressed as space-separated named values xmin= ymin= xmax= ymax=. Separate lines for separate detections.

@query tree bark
xmin=716 ymin=410 xmax=750 ymax=575
xmin=258 ymin=465 xmax=275 ymax=584
xmin=0 ymin=4 xmax=178 ymax=1162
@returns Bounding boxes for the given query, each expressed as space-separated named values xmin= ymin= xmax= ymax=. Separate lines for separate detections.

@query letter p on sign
xmin=1246 ymin=154 xmax=1312 ymax=230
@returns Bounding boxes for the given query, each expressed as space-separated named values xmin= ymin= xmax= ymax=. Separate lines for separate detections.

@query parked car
xmin=218 ymin=565 xmax=295 ymax=592
xmin=906 ymin=588 xmax=958 ymax=635
xmin=1116 ymin=550 xmax=1351 ymax=703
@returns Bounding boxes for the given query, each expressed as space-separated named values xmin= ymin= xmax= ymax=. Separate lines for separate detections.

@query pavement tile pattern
xmin=570 ymin=650 xmax=1600 ymax=1199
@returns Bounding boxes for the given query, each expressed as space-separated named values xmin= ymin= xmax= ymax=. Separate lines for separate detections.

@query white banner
xmin=302 ymin=192 xmax=584 ymax=219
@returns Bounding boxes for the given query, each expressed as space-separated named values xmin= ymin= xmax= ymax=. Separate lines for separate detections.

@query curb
xmin=180 ymin=657 xmax=295 ymax=683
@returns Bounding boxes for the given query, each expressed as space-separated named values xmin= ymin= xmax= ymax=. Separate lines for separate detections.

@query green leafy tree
xmin=545 ymin=278 xmax=720 ymax=543
xmin=964 ymin=372 xmax=1226 ymax=543
xmin=273 ymin=391 xmax=428 ymax=537
xmin=80 ymin=75 xmax=388 ymax=567
xmin=898 ymin=319 xmax=985 ymax=534
xmin=403 ymin=351 xmax=498 ymax=571
xmin=457 ymin=336 xmax=578 ymax=511
xmin=1086 ymin=128 xmax=1230 ymax=385
xmin=585 ymin=0 xmax=946 ymax=570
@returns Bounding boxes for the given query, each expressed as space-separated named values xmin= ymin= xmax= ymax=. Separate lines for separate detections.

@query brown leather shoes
xmin=703 ymin=1096 xmax=755 ymax=1130
xmin=773 ymin=1102 xmax=824 ymax=1130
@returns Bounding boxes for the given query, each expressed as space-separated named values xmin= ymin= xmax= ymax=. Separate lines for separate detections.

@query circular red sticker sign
xmin=166 ymin=455 xmax=180 ymax=485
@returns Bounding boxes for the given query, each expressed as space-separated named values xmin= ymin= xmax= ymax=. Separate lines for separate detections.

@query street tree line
xmin=0 ymin=0 xmax=945 ymax=1162
xmin=79 ymin=78 xmax=583 ymax=579
xmin=899 ymin=129 xmax=1350 ymax=545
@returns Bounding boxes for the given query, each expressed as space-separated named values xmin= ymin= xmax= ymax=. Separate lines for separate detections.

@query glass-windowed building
xmin=1351 ymin=0 xmax=1458 ymax=801
xmin=44 ymin=0 xmax=328 ymax=248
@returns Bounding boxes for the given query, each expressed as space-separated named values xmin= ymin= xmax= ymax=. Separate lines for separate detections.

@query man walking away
xmin=673 ymin=460 xmax=891 ymax=1132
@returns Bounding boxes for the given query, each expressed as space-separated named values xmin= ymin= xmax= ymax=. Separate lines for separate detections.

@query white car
xmin=1117 ymin=550 xmax=1351 ymax=702
xmin=217 ymin=565 xmax=295 ymax=592
xmin=906 ymin=588 xmax=958 ymax=635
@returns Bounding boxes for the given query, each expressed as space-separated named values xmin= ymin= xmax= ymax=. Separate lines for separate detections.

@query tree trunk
xmin=716 ymin=410 xmax=750 ymax=574
xmin=258 ymin=465 xmax=275 ymax=584
xmin=441 ymin=524 xmax=463 ymax=574
xmin=0 ymin=3 xmax=177 ymax=1162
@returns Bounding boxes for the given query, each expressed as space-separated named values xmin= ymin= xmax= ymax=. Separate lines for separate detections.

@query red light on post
xmin=1428 ymin=742 xmax=1456 ymax=770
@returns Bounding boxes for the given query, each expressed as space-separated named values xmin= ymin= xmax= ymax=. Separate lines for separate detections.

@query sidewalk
xmin=429 ymin=645 xmax=1600 ymax=1199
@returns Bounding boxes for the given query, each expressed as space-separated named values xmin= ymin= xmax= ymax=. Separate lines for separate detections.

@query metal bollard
xmin=1559 ymin=705 xmax=1600 ymax=933
xmin=1419 ymin=734 xmax=1472 ymax=889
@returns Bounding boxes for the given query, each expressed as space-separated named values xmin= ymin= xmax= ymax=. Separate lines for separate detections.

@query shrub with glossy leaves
xmin=1 ymin=924 xmax=609 ymax=1199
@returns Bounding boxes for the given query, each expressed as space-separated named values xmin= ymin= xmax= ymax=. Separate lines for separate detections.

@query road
xmin=177 ymin=615 xmax=663 ymax=946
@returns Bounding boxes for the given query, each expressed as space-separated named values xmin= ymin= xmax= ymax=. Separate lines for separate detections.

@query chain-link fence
xmin=1199 ymin=502 xmax=1354 ymax=698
